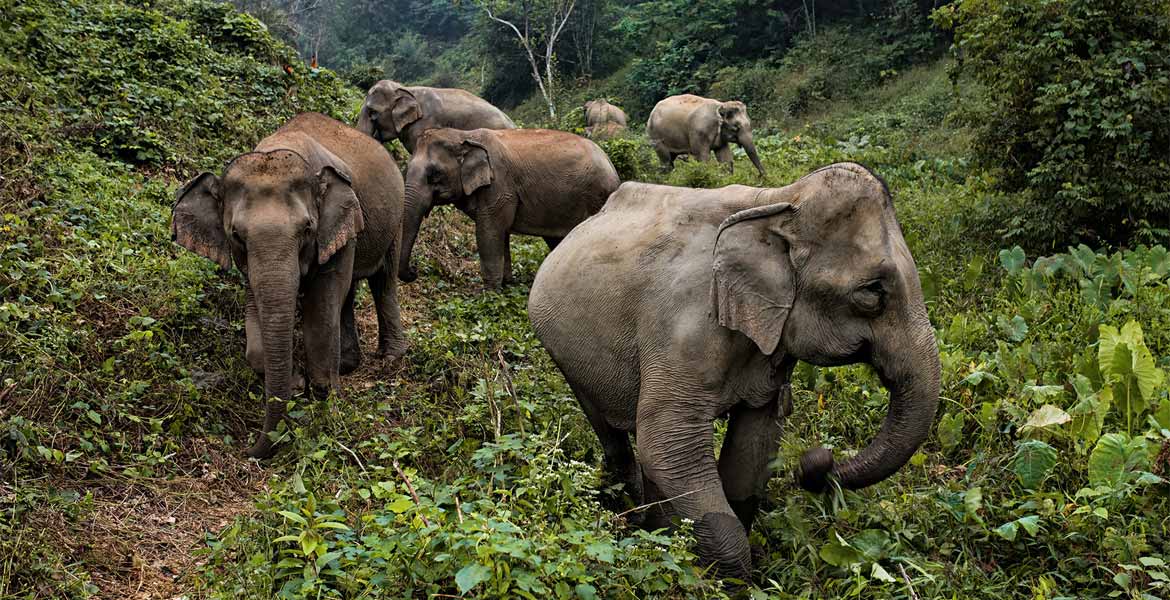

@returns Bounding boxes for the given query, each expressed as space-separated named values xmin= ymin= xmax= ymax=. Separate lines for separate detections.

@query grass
xmin=1 ymin=0 xmax=1168 ymax=598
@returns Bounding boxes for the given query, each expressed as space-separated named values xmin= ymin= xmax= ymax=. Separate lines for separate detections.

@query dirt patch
xmin=15 ymin=438 xmax=265 ymax=599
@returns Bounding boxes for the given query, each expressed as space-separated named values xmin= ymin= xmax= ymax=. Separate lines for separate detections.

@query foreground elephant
xmin=357 ymin=80 xmax=516 ymax=153
xmin=647 ymin=94 xmax=766 ymax=177
xmin=528 ymin=163 xmax=939 ymax=579
xmin=399 ymin=128 xmax=620 ymax=290
xmin=584 ymin=98 xmax=628 ymax=140
xmin=172 ymin=112 xmax=407 ymax=458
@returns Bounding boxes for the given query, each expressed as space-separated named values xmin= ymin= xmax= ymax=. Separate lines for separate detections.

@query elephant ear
xmin=316 ymin=166 xmax=366 ymax=265
xmin=391 ymin=90 xmax=423 ymax=132
xmin=460 ymin=140 xmax=493 ymax=196
xmin=172 ymin=172 xmax=230 ymax=269
xmin=711 ymin=202 xmax=798 ymax=355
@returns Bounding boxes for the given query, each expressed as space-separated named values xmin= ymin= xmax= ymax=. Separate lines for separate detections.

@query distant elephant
xmin=528 ymin=163 xmax=939 ymax=579
xmin=356 ymin=80 xmax=516 ymax=153
xmin=172 ymin=113 xmax=407 ymax=459
xmin=399 ymin=128 xmax=620 ymax=290
xmin=647 ymin=94 xmax=766 ymax=177
xmin=584 ymin=98 xmax=627 ymax=140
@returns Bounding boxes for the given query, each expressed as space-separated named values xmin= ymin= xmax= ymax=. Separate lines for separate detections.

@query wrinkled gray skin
xmin=528 ymin=163 xmax=939 ymax=579
xmin=356 ymin=80 xmax=516 ymax=153
xmin=583 ymin=99 xmax=628 ymax=140
xmin=172 ymin=113 xmax=407 ymax=459
xmin=400 ymin=128 xmax=620 ymax=290
xmin=647 ymin=94 xmax=766 ymax=178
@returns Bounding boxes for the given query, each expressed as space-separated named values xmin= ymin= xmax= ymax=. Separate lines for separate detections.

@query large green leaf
xmin=938 ymin=412 xmax=965 ymax=451
xmin=1088 ymin=433 xmax=1150 ymax=489
xmin=1019 ymin=404 xmax=1071 ymax=438
xmin=455 ymin=563 xmax=492 ymax=594
xmin=1012 ymin=440 xmax=1058 ymax=489
xmin=819 ymin=531 xmax=863 ymax=568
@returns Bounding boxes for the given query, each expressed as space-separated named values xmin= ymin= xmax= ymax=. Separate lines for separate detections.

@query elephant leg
xmin=475 ymin=218 xmax=510 ymax=290
xmin=542 ymin=236 xmax=562 ymax=251
xmin=584 ymin=399 xmax=642 ymax=515
xmin=640 ymin=469 xmax=674 ymax=531
xmin=718 ymin=396 xmax=784 ymax=532
xmin=636 ymin=384 xmax=751 ymax=580
xmin=338 ymin=283 xmax=361 ymax=375
xmin=370 ymin=268 xmax=408 ymax=360
xmin=715 ymin=145 xmax=734 ymax=174
xmin=691 ymin=140 xmax=712 ymax=163
xmin=244 ymin=284 xmax=264 ymax=374
xmin=652 ymin=141 xmax=674 ymax=172
xmin=301 ymin=265 xmax=350 ymax=401
xmin=502 ymin=231 xmax=515 ymax=285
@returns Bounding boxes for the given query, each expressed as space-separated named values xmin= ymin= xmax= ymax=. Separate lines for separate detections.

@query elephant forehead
xmin=225 ymin=150 xmax=311 ymax=181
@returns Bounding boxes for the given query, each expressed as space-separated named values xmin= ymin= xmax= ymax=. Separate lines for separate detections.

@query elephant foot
xmin=696 ymin=512 xmax=752 ymax=583
xmin=375 ymin=338 xmax=408 ymax=362
xmin=339 ymin=352 xmax=362 ymax=375
xmin=245 ymin=435 xmax=279 ymax=460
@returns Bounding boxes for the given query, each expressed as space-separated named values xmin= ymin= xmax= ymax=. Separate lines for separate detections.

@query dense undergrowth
xmin=2 ymin=0 xmax=1169 ymax=598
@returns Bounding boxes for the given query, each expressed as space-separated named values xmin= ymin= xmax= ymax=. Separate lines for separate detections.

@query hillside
xmin=2 ymin=0 xmax=1169 ymax=599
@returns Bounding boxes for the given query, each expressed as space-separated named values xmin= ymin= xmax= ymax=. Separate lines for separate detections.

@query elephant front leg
xmin=715 ymin=145 xmax=734 ymax=174
xmin=637 ymin=390 xmax=752 ymax=581
xmin=302 ymin=262 xmax=351 ymax=401
xmin=502 ymin=231 xmax=515 ymax=285
xmin=370 ymin=268 xmax=408 ymax=360
xmin=474 ymin=218 xmax=510 ymax=290
xmin=717 ymin=392 xmax=786 ymax=532
xmin=339 ymin=284 xmax=361 ymax=375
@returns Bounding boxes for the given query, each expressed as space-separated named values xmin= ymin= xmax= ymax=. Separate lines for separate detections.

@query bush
xmin=936 ymin=0 xmax=1170 ymax=246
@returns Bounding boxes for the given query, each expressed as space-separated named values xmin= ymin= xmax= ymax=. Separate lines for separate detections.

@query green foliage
xmin=937 ymin=0 xmax=1170 ymax=246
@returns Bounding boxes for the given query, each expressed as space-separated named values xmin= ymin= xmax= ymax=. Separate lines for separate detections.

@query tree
xmin=474 ymin=0 xmax=578 ymax=118
xmin=937 ymin=0 xmax=1170 ymax=245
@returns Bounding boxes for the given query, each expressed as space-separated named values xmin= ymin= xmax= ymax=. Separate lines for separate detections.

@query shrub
xmin=936 ymin=0 xmax=1170 ymax=246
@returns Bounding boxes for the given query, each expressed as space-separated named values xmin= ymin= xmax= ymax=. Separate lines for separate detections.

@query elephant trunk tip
xmin=796 ymin=446 xmax=835 ymax=493
xmin=398 ymin=264 xmax=418 ymax=283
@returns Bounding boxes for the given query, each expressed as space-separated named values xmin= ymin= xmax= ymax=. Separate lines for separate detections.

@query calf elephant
xmin=528 ymin=163 xmax=939 ymax=579
xmin=399 ymin=128 xmax=620 ymax=290
xmin=172 ymin=112 xmax=407 ymax=459
xmin=647 ymin=94 xmax=766 ymax=177
xmin=356 ymin=80 xmax=516 ymax=153
xmin=584 ymin=98 xmax=628 ymax=140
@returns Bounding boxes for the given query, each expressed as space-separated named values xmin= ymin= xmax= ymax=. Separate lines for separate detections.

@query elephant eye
xmin=852 ymin=280 xmax=887 ymax=315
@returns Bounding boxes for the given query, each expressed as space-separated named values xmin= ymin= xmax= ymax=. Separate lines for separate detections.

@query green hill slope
xmin=2 ymin=1 xmax=1168 ymax=598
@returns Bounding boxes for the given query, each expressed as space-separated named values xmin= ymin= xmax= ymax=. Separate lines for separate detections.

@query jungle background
xmin=1 ymin=0 xmax=1168 ymax=598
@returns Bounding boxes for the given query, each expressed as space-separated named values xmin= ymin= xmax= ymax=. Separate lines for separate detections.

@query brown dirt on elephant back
xmin=10 ymin=438 xmax=265 ymax=599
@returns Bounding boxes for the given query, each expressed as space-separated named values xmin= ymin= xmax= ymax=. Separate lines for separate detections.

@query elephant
xmin=171 ymin=112 xmax=407 ymax=459
xmin=584 ymin=98 xmax=628 ymax=140
xmin=646 ymin=94 xmax=766 ymax=178
xmin=399 ymin=128 xmax=620 ymax=291
xmin=527 ymin=163 xmax=939 ymax=579
xmin=356 ymin=80 xmax=516 ymax=154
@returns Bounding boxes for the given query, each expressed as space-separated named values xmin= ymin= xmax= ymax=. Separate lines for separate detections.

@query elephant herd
xmin=171 ymin=81 xmax=939 ymax=581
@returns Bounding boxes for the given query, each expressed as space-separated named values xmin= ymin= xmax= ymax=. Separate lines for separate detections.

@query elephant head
xmin=397 ymin=129 xmax=493 ymax=283
xmin=357 ymin=80 xmax=423 ymax=145
xmin=712 ymin=163 xmax=938 ymax=492
xmin=171 ymin=149 xmax=365 ymax=458
xmin=715 ymin=101 xmax=765 ymax=178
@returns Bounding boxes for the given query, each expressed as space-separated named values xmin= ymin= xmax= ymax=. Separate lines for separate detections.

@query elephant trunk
xmin=740 ymin=132 xmax=766 ymax=178
xmin=798 ymin=307 xmax=939 ymax=492
xmin=245 ymin=248 xmax=299 ymax=459
xmin=356 ymin=106 xmax=377 ymax=140
xmin=398 ymin=177 xmax=431 ymax=283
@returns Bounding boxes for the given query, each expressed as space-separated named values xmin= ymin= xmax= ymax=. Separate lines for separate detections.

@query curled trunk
xmin=798 ymin=309 xmax=939 ymax=491
xmin=245 ymin=252 xmax=299 ymax=459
